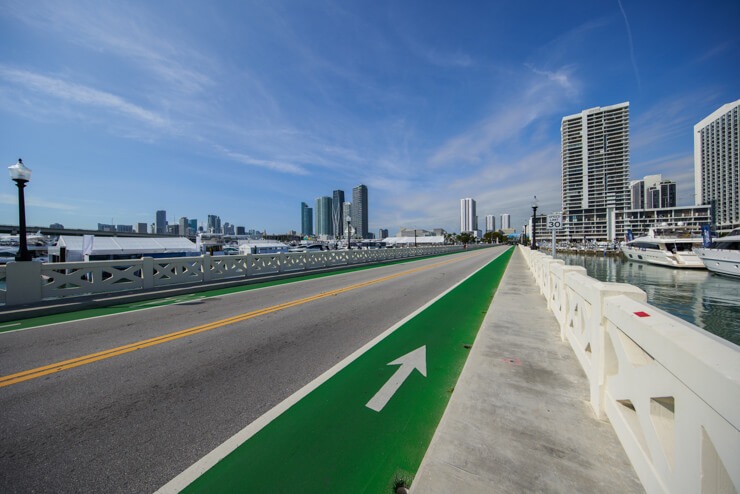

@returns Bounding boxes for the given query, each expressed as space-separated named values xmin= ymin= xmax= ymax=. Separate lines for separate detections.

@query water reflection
xmin=555 ymin=253 xmax=740 ymax=346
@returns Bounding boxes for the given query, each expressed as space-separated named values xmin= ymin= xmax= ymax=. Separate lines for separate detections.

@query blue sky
xmin=1 ymin=0 xmax=738 ymax=235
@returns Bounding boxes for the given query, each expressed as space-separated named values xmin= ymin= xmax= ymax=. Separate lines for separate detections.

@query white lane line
xmin=154 ymin=248 xmax=507 ymax=494
xmin=0 ymin=322 xmax=21 ymax=329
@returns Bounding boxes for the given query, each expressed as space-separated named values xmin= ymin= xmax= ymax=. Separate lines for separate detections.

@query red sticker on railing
xmin=634 ymin=311 xmax=650 ymax=318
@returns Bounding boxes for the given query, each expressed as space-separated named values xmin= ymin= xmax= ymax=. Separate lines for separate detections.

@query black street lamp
xmin=345 ymin=215 xmax=352 ymax=250
xmin=531 ymin=195 xmax=539 ymax=250
xmin=8 ymin=159 xmax=32 ymax=262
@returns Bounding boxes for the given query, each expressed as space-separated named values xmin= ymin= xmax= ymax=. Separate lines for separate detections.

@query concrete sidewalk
xmin=412 ymin=247 xmax=643 ymax=493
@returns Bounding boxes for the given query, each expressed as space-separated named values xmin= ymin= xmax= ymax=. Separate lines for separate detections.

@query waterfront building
xmin=460 ymin=198 xmax=477 ymax=233
xmin=500 ymin=213 xmax=511 ymax=230
xmin=332 ymin=190 xmax=345 ymax=238
xmin=485 ymin=214 xmax=496 ymax=232
xmin=561 ymin=102 xmax=630 ymax=242
xmin=97 ymin=223 xmax=115 ymax=232
xmin=617 ymin=205 xmax=712 ymax=238
xmin=156 ymin=210 xmax=167 ymax=234
xmin=136 ymin=222 xmax=148 ymax=234
xmin=694 ymin=100 xmax=740 ymax=233
xmin=352 ymin=185 xmax=369 ymax=239
xmin=188 ymin=219 xmax=197 ymax=234
xmin=116 ymin=225 xmax=134 ymax=233
xmin=378 ymin=228 xmax=389 ymax=239
xmin=301 ymin=202 xmax=313 ymax=236
xmin=315 ymin=196 xmax=332 ymax=236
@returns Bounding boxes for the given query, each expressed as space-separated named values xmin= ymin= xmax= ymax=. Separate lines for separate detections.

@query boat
xmin=693 ymin=229 xmax=740 ymax=278
xmin=620 ymin=226 xmax=705 ymax=268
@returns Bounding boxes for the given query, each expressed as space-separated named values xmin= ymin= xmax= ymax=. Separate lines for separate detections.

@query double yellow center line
xmin=1 ymin=253 xmax=476 ymax=388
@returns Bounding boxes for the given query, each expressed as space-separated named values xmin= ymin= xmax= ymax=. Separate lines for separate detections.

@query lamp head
xmin=532 ymin=195 xmax=539 ymax=209
xmin=8 ymin=159 xmax=32 ymax=182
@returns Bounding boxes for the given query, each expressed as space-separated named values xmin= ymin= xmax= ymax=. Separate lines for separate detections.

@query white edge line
xmin=153 ymin=247 xmax=506 ymax=494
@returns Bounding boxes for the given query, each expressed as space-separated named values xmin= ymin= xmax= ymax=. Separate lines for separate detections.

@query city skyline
xmin=1 ymin=1 xmax=738 ymax=234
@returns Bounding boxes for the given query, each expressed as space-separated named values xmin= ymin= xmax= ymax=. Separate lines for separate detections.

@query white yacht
xmin=620 ymin=226 xmax=705 ymax=269
xmin=694 ymin=229 xmax=740 ymax=278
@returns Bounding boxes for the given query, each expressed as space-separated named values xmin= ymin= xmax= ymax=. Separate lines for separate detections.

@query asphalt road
xmin=0 ymin=247 xmax=506 ymax=493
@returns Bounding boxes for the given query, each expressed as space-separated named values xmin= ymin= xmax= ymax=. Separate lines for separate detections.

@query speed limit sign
xmin=547 ymin=213 xmax=563 ymax=230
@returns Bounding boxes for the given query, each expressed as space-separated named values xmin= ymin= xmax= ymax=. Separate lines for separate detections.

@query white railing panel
xmin=153 ymin=258 xmax=205 ymax=286
xmin=247 ymin=254 xmax=281 ymax=276
xmin=0 ymin=265 xmax=6 ymax=304
xmin=280 ymin=253 xmax=308 ymax=273
xmin=604 ymin=295 xmax=740 ymax=494
xmin=41 ymin=260 xmax=144 ymax=299
xmin=208 ymin=255 xmax=248 ymax=281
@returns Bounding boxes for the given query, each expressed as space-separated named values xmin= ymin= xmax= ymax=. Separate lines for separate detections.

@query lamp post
xmin=8 ymin=159 xmax=32 ymax=262
xmin=345 ymin=215 xmax=352 ymax=250
xmin=414 ymin=229 xmax=417 ymax=247
xmin=531 ymin=195 xmax=539 ymax=250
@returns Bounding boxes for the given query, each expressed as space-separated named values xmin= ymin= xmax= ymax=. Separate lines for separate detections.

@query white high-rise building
xmin=460 ymin=198 xmax=477 ymax=233
xmin=500 ymin=213 xmax=511 ymax=230
xmin=485 ymin=214 xmax=496 ymax=232
xmin=694 ymin=100 xmax=740 ymax=233
xmin=561 ymin=102 xmax=630 ymax=241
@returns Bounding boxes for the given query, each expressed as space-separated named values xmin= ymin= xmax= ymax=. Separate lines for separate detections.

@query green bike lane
xmin=161 ymin=246 xmax=513 ymax=493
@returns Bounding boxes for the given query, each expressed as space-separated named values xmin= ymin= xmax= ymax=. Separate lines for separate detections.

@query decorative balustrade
xmin=519 ymin=246 xmax=740 ymax=494
xmin=2 ymin=245 xmax=462 ymax=307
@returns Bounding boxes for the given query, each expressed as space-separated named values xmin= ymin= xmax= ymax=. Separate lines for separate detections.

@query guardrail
xmin=0 ymin=245 xmax=463 ymax=307
xmin=518 ymin=246 xmax=739 ymax=494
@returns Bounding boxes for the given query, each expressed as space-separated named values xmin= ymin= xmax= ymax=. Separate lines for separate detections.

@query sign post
xmin=547 ymin=213 xmax=563 ymax=256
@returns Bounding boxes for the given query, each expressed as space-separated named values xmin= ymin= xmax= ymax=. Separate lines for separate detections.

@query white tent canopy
xmin=382 ymin=236 xmax=445 ymax=246
xmin=49 ymin=236 xmax=199 ymax=261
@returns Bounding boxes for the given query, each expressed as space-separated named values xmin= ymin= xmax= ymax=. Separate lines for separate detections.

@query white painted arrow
xmin=365 ymin=346 xmax=427 ymax=412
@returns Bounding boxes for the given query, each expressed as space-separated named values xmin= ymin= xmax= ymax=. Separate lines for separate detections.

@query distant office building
xmin=631 ymin=174 xmax=676 ymax=210
xmin=378 ymin=228 xmax=389 ymax=239
xmin=207 ymin=214 xmax=221 ymax=234
xmin=301 ymin=202 xmax=313 ymax=236
xmin=485 ymin=214 xmax=496 ymax=232
xmin=223 ymin=223 xmax=235 ymax=236
xmin=460 ymin=198 xmax=477 ymax=233
xmin=188 ymin=219 xmax=198 ymax=234
xmin=97 ymin=223 xmax=115 ymax=232
xmin=136 ymin=222 xmax=148 ymax=234
xmin=236 ymin=226 xmax=246 ymax=236
xmin=433 ymin=228 xmax=446 ymax=236
xmin=695 ymin=100 xmax=740 ymax=233
xmin=116 ymin=225 xmax=133 ymax=233
xmin=343 ymin=202 xmax=352 ymax=238
xmin=332 ymin=190 xmax=345 ymax=238
xmin=561 ymin=102 xmax=630 ymax=241
xmin=352 ymin=185 xmax=369 ymax=239
xmin=167 ymin=224 xmax=179 ymax=235
xmin=500 ymin=214 xmax=511 ymax=230
xmin=156 ymin=210 xmax=167 ymax=234
xmin=50 ymin=223 xmax=64 ymax=229
xmin=179 ymin=217 xmax=189 ymax=237
xmin=315 ymin=196 xmax=332 ymax=236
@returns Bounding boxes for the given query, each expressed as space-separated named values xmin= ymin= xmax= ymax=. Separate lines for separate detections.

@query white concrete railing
xmin=518 ymin=246 xmax=740 ymax=494
xmin=0 ymin=245 xmax=462 ymax=307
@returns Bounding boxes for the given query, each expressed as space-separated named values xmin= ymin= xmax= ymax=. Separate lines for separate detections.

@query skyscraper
xmin=332 ymin=190 xmax=345 ymax=238
xmin=630 ymin=174 xmax=677 ymax=210
xmin=485 ymin=214 xmax=496 ymax=232
xmin=460 ymin=198 xmax=477 ymax=233
xmin=352 ymin=185 xmax=368 ymax=239
xmin=301 ymin=202 xmax=313 ymax=236
xmin=500 ymin=213 xmax=511 ymax=230
xmin=155 ymin=210 xmax=167 ymax=234
xmin=315 ymin=196 xmax=332 ymax=236
xmin=695 ymin=100 xmax=740 ymax=232
xmin=179 ymin=217 xmax=188 ymax=237
xmin=207 ymin=214 xmax=221 ymax=234
xmin=561 ymin=102 xmax=630 ymax=241
xmin=343 ymin=202 xmax=352 ymax=239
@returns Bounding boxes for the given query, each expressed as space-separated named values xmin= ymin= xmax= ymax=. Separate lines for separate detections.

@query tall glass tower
xmin=301 ymin=202 xmax=313 ymax=236
xmin=351 ymin=185 xmax=368 ymax=239
xmin=315 ymin=196 xmax=332 ymax=236
xmin=332 ymin=190 xmax=345 ymax=238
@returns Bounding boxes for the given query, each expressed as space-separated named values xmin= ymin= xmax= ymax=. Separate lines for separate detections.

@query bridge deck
xmin=412 ymin=247 xmax=643 ymax=493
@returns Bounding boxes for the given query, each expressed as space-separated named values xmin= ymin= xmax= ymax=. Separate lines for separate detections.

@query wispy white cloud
xmin=0 ymin=193 xmax=79 ymax=211
xmin=617 ymin=0 xmax=641 ymax=90
xmin=214 ymin=146 xmax=309 ymax=176
xmin=0 ymin=66 xmax=169 ymax=128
